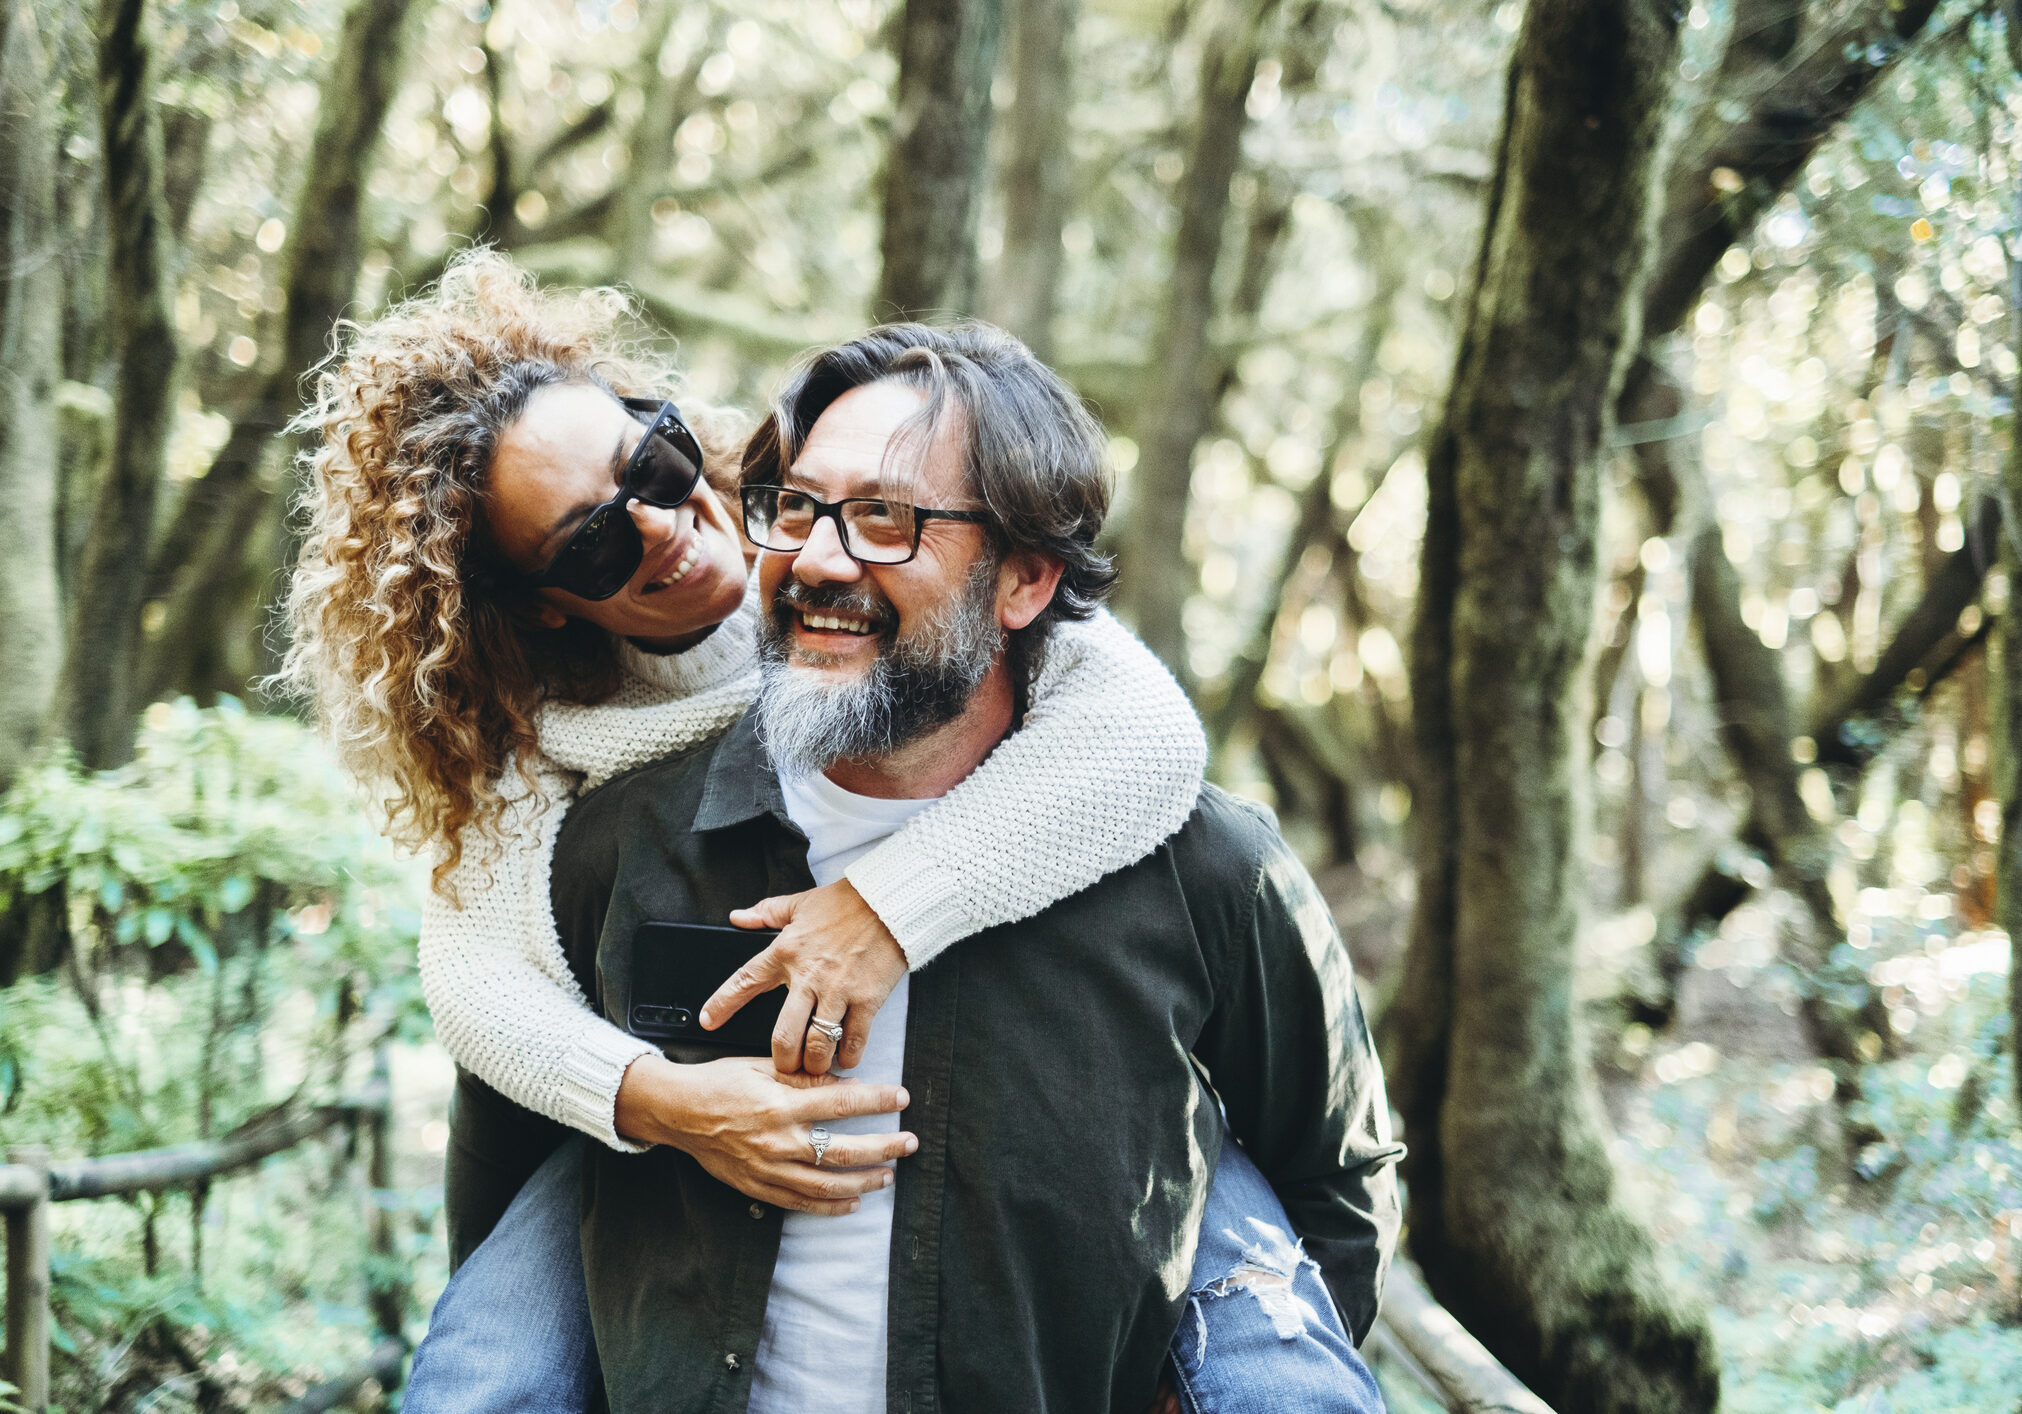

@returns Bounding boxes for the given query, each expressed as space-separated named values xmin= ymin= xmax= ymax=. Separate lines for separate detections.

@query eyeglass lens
xmin=746 ymin=488 xmax=917 ymax=564
xmin=626 ymin=415 xmax=704 ymax=505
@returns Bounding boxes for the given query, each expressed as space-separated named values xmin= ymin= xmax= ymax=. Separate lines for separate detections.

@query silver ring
xmin=808 ymin=1017 xmax=845 ymax=1048
xmin=809 ymin=1125 xmax=833 ymax=1166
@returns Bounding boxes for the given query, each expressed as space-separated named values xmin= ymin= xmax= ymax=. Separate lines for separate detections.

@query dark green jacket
xmin=548 ymin=712 xmax=1401 ymax=1414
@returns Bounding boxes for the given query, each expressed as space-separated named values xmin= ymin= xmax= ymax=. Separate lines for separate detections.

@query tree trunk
xmin=1650 ymin=495 xmax=2000 ymax=982
xmin=1208 ymin=233 xmax=1400 ymax=755
xmin=983 ymin=0 xmax=1075 ymax=360
xmin=607 ymin=3 xmax=705 ymax=275
xmin=1385 ymin=0 xmax=1719 ymax=1407
xmin=59 ymin=0 xmax=178 ymax=769
xmin=0 ymin=0 xmax=63 ymax=787
xmin=140 ymin=0 xmax=416 ymax=705
xmin=1625 ymin=360 xmax=1891 ymax=1102
xmin=877 ymin=0 xmax=1003 ymax=320
xmin=1120 ymin=0 xmax=1280 ymax=683
xmin=2004 ymin=176 xmax=2022 ymax=1111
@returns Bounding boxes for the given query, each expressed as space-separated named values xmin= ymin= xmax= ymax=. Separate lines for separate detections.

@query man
xmin=552 ymin=323 xmax=1401 ymax=1413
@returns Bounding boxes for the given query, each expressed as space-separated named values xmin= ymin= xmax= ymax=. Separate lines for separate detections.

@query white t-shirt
xmin=745 ymin=769 xmax=936 ymax=1414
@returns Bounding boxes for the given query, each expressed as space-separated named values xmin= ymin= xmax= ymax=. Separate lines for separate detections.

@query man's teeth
xmin=801 ymin=611 xmax=877 ymax=634
xmin=644 ymin=546 xmax=699 ymax=590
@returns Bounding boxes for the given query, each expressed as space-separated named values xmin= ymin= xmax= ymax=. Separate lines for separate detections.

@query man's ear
xmin=997 ymin=549 xmax=1064 ymax=632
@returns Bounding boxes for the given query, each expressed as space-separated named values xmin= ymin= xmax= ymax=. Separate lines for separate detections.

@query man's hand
xmin=705 ymin=879 xmax=908 ymax=1075
xmin=614 ymin=1054 xmax=915 ymax=1214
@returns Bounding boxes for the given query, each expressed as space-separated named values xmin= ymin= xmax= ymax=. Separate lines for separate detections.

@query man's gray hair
xmin=739 ymin=321 xmax=1117 ymax=651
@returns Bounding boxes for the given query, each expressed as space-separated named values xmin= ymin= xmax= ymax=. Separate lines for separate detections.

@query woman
xmin=281 ymin=251 xmax=1381 ymax=1412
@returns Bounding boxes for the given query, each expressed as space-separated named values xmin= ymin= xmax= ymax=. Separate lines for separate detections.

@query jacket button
xmin=750 ymin=1203 xmax=764 ymax=1219
xmin=725 ymin=1352 xmax=741 ymax=1371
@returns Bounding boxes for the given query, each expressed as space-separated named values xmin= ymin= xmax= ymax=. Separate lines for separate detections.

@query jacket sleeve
xmin=1186 ymin=797 xmax=1404 ymax=1343
xmin=845 ymin=608 xmax=1207 ymax=965
xmin=417 ymin=771 xmax=658 ymax=1154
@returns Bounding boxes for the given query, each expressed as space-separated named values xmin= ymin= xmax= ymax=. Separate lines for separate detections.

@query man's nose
xmin=791 ymin=511 xmax=862 ymax=584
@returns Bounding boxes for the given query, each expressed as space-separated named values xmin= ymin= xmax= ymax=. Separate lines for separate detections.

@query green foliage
xmin=0 ymin=702 xmax=430 ymax=1410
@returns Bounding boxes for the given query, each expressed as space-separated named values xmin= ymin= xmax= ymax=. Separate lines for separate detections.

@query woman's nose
xmin=629 ymin=498 xmax=676 ymax=537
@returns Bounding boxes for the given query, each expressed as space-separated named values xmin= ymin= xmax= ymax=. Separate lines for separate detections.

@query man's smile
xmin=795 ymin=609 xmax=882 ymax=637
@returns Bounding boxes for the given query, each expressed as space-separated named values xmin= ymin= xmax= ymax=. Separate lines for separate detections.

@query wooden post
xmin=362 ymin=1051 xmax=407 ymax=1367
xmin=4 ymin=1146 xmax=51 ymax=1414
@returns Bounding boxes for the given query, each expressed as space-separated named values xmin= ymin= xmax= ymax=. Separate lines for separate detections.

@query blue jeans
xmin=1170 ymin=1138 xmax=1384 ymax=1413
xmin=405 ymin=1134 xmax=1382 ymax=1413
xmin=405 ymin=1137 xmax=601 ymax=1413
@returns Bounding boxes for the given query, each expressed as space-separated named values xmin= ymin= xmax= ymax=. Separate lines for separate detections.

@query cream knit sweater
xmin=417 ymin=577 xmax=1206 ymax=1151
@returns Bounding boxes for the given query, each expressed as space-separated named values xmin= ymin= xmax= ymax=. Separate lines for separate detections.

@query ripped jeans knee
xmin=1187 ymin=1220 xmax=1328 ymax=1343
xmin=1169 ymin=1143 xmax=1385 ymax=1414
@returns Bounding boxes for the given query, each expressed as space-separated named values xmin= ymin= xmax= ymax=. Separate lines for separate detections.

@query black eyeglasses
xmin=740 ymin=485 xmax=990 ymax=565
xmin=519 ymin=397 xmax=707 ymax=601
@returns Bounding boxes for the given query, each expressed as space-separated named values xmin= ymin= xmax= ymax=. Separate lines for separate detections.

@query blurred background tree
xmin=6 ymin=0 xmax=2022 ymax=1409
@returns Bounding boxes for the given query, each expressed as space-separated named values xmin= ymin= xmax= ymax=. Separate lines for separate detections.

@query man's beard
xmin=755 ymin=559 xmax=1005 ymax=777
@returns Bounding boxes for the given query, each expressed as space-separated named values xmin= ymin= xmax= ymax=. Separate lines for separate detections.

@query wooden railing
xmin=0 ymin=1053 xmax=408 ymax=1414
xmin=1371 ymin=1259 xmax=1558 ymax=1413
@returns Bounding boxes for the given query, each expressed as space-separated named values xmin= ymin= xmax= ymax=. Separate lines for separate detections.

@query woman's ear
xmin=997 ymin=549 xmax=1065 ymax=632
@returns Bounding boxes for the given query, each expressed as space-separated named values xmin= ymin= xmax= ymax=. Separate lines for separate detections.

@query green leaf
xmin=142 ymin=908 xmax=174 ymax=946
xmin=218 ymin=873 xmax=254 ymax=912
xmin=174 ymin=915 xmax=217 ymax=973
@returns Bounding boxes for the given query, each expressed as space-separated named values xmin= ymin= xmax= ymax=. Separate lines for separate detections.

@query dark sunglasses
xmin=518 ymin=397 xmax=707 ymax=601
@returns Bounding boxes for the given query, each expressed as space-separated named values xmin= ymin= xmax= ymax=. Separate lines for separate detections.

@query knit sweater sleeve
xmin=845 ymin=608 xmax=1206 ymax=965
xmin=417 ymin=770 xmax=658 ymax=1154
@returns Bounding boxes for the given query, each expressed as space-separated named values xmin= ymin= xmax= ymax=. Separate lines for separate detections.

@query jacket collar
xmin=692 ymin=710 xmax=792 ymax=833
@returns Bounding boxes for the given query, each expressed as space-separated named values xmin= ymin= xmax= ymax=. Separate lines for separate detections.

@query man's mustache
xmin=770 ymin=580 xmax=897 ymax=633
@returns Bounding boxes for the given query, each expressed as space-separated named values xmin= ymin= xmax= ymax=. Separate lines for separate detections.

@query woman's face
xmin=486 ymin=383 xmax=751 ymax=650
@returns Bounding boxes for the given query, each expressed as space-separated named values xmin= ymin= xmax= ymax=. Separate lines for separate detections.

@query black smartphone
xmin=627 ymin=920 xmax=783 ymax=1058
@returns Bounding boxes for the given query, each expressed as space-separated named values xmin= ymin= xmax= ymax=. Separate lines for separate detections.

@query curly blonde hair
xmin=278 ymin=248 xmax=748 ymax=889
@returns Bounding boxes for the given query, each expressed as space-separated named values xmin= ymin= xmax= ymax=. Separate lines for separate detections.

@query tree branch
xmin=1643 ymin=0 xmax=1944 ymax=338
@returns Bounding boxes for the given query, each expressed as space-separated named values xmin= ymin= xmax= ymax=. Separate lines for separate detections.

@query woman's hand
xmin=703 ymin=879 xmax=908 ymax=1076
xmin=614 ymin=1053 xmax=914 ymax=1215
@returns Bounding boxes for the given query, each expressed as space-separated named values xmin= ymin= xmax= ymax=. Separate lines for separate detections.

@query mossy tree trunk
xmin=59 ymin=0 xmax=177 ymax=770
xmin=0 ymin=0 xmax=64 ymax=787
xmin=139 ymin=0 xmax=416 ymax=705
xmin=1384 ymin=0 xmax=1720 ymax=1408
xmin=1121 ymin=0 xmax=1281 ymax=685
xmin=878 ymin=0 xmax=1003 ymax=320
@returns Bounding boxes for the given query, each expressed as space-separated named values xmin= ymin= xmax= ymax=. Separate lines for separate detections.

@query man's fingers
xmin=797 ymin=1082 xmax=908 ymax=1122
xmin=729 ymin=890 xmax=808 ymax=931
xmin=835 ymin=1010 xmax=873 ymax=1071
xmin=700 ymin=947 xmax=786 ymax=1030
xmin=815 ymin=1131 xmax=918 ymax=1167
xmin=746 ymin=1180 xmax=862 ymax=1218
xmin=771 ymin=986 xmax=815 ymax=1073
xmin=801 ymin=1007 xmax=846 ymax=1077
xmin=774 ymin=1163 xmax=897 ymax=1202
